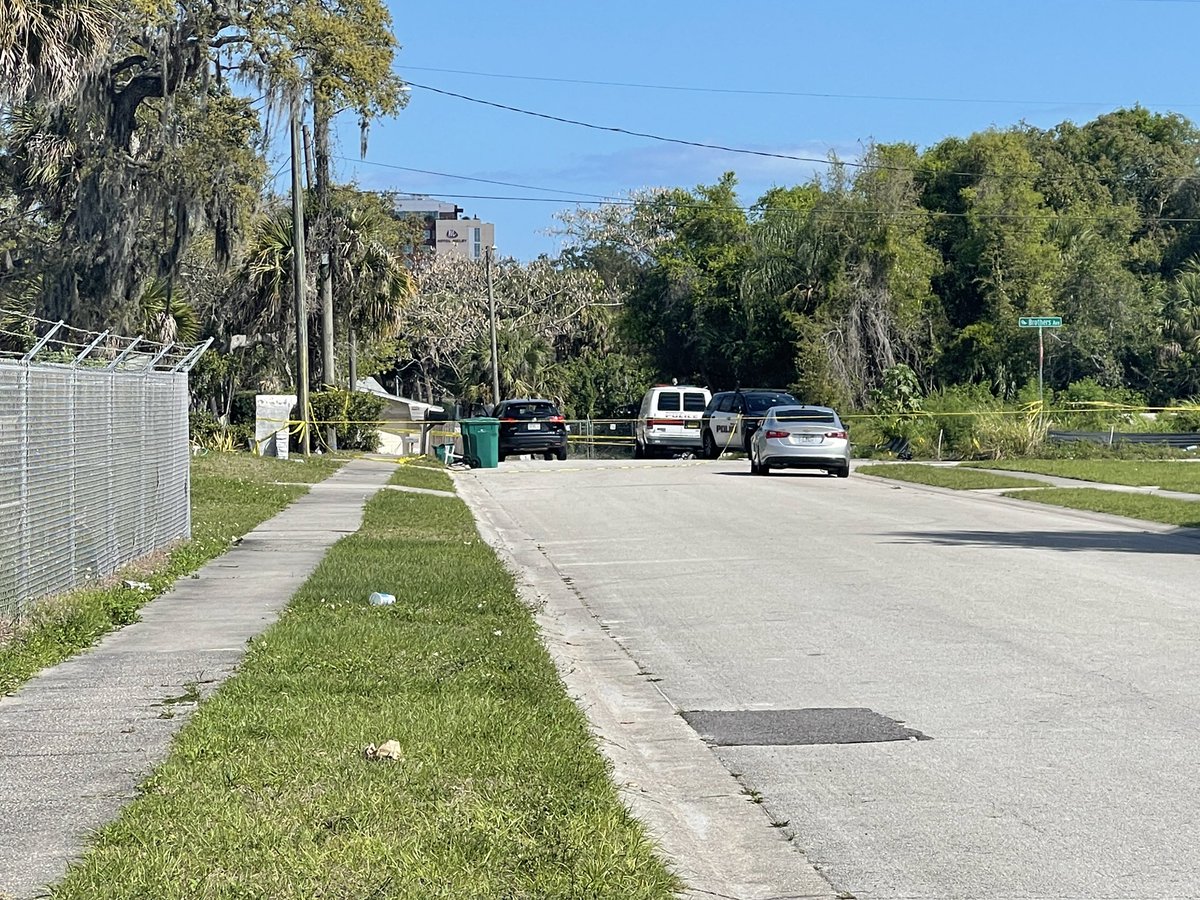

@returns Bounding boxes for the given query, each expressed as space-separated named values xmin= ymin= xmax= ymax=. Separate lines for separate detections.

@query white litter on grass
xmin=123 ymin=580 xmax=151 ymax=591
xmin=369 ymin=592 xmax=396 ymax=606
xmin=364 ymin=739 xmax=404 ymax=761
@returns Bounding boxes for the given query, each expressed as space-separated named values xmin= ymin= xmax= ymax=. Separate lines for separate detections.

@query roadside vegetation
xmin=388 ymin=457 xmax=455 ymax=493
xmin=1002 ymin=488 xmax=1200 ymax=529
xmin=50 ymin=488 xmax=678 ymax=900
xmin=857 ymin=464 xmax=1045 ymax=491
xmin=0 ymin=453 xmax=342 ymax=695
xmin=963 ymin=459 xmax=1200 ymax=493
xmin=8 ymin=4 xmax=1200 ymax=434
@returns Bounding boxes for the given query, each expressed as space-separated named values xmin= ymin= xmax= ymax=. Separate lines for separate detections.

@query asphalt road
xmin=465 ymin=457 xmax=1200 ymax=900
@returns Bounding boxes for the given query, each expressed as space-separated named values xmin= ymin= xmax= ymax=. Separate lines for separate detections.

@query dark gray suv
xmin=495 ymin=399 xmax=568 ymax=461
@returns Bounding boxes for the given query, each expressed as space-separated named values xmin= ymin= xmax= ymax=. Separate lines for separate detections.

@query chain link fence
xmin=0 ymin=312 xmax=208 ymax=623
xmin=566 ymin=420 xmax=637 ymax=459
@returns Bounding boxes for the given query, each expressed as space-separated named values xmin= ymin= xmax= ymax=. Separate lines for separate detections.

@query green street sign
xmin=1019 ymin=316 xmax=1063 ymax=328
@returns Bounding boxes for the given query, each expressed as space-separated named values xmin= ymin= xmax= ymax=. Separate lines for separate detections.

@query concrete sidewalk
xmin=0 ymin=458 xmax=394 ymax=900
xmin=967 ymin=465 xmax=1200 ymax=500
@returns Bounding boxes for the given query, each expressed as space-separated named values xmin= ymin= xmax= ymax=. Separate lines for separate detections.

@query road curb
xmin=455 ymin=471 xmax=839 ymax=900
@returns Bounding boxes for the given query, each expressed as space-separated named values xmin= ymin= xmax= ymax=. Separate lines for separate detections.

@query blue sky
xmin=319 ymin=0 xmax=1200 ymax=260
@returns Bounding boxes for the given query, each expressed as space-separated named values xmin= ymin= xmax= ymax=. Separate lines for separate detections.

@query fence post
xmin=68 ymin=365 xmax=77 ymax=585
xmin=17 ymin=367 xmax=29 ymax=618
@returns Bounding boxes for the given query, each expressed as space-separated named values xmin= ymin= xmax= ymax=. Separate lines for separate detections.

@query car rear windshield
xmin=501 ymin=403 xmax=559 ymax=419
xmin=745 ymin=393 xmax=799 ymax=414
xmin=683 ymin=392 xmax=707 ymax=411
xmin=773 ymin=407 xmax=836 ymax=424
xmin=656 ymin=392 xmax=681 ymax=411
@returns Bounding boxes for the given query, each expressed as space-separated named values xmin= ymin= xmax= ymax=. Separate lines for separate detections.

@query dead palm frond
xmin=0 ymin=0 xmax=117 ymax=106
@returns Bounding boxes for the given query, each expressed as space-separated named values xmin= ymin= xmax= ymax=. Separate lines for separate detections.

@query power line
xmin=397 ymin=64 xmax=1193 ymax=109
xmin=331 ymin=155 xmax=619 ymax=201
xmin=405 ymin=81 xmax=928 ymax=177
xmin=404 ymin=81 xmax=1186 ymax=186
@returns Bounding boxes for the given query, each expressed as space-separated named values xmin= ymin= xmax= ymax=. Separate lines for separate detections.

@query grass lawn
xmin=857 ymin=463 xmax=1045 ymax=490
xmin=194 ymin=449 xmax=346 ymax=484
xmin=50 ymin=489 xmax=679 ymax=900
xmin=0 ymin=452 xmax=342 ymax=695
xmin=962 ymin=459 xmax=1200 ymax=493
xmin=388 ymin=457 xmax=455 ymax=492
xmin=1003 ymin=488 xmax=1200 ymax=528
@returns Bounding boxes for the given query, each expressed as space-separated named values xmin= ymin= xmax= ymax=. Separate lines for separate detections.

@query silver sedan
xmin=749 ymin=406 xmax=851 ymax=477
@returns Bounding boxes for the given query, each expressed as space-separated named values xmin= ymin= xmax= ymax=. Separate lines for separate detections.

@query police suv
xmin=700 ymin=389 xmax=801 ymax=458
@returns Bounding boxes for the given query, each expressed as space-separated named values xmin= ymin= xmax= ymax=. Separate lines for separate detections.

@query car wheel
xmin=633 ymin=440 xmax=644 ymax=459
xmin=702 ymin=430 xmax=717 ymax=459
xmin=752 ymin=447 xmax=769 ymax=476
xmin=543 ymin=451 xmax=553 ymax=461
xmin=555 ymin=446 xmax=568 ymax=461
xmin=749 ymin=450 xmax=760 ymax=475
xmin=834 ymin=464 xmax=850 ymax=478
xmin=498 ymin=453 xmax=506 ymax=463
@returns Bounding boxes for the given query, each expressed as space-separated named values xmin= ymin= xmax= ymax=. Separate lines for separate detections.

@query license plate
xmin=795 ymin=435 xmax=821 ymax=445
xmin=527 ymin=423 xmax=541 ymax=430
xmin=685 ymin=421 xmax=700 ymax=429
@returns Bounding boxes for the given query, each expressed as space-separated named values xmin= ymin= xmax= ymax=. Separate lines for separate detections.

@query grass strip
xmin=1003 ymin=487 xmax=1200 ymax=528
xmin=193 ymin=449 xmax=346 ymax=484
xmin=51 ymin=488 xmax=679 ymax=900
xmin=0 ymin=453 xmax=342 ymax=695
xmin=388 ymin=458 xmax=455 ymax=492
xmin=962 ymin=459 xmax=1200 ymax=493
xmin=858 ymin=463 xmax=1045 ymax=490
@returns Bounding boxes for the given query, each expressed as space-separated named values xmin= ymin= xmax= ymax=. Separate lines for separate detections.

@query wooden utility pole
xmin=289 ymin=92 xmax=311 ymax=456
xmin=486 ymin=245 xmax=500 ymax=407
xmin=313 ymin=91 xmax=338 ymax=450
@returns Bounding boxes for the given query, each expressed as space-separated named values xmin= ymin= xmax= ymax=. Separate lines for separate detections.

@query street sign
xmin=1019 ymin=316 xmax=1062 ymax=328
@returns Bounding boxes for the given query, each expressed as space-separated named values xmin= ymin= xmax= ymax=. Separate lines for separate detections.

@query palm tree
xmin=240 ymin=208 xmax=297 ymax=340
xmin=235 ymin=199 xmax=414 ymax=388
xmin=0 ymin=0 xmax=115 ymax=106
xmin=140 ymin=277 xmax=200 ymax=344
xmin=1158 ymin=260 xmax=1200 ymax=398
xmin=1164 ymin=262 xmax=1200 ymax=356
xmin=332 ymin=204 xmax=414 ymax=388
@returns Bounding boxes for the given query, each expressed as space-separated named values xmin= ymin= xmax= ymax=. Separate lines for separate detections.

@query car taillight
xmin=825 ymin=430 xmax=847 ymax=439
xmin=500 ymin=418 xmax=518 ymax=423
xmin=646 ymin=418 xmax=685 ymax=426
xmin=548 ymin=415 xmax=564 ymax=422
xmin=764 ymin=430 xmax=789 ymax=439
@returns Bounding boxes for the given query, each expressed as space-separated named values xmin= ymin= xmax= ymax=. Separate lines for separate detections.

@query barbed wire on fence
xmin=0 ymin=307 xmax=211 ymax=373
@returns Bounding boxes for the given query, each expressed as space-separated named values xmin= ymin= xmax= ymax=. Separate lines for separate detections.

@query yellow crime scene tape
xmin=250 ymin=399 xmax=1200 ymax=463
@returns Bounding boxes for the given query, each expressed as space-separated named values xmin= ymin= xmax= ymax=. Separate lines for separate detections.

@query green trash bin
xmin=459 ymin=417 xmax=500 ymax=468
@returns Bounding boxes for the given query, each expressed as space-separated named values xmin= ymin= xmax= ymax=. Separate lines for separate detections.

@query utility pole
xmin=313 ymin=90 xmax=337 ymax=451
xmin=486 ymin=245 xmax=500 ymax=408
xmin=289 ymin=91 xmax=311 ymax=456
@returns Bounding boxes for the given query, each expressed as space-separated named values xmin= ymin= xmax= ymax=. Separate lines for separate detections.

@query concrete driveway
xmin=460 ymin=457 xmax=1200 ymax=899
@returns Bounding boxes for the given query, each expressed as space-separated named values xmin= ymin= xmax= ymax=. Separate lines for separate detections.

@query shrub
xmin=1158 ymin=402 xmax=1200 ymax=433
xmin=309 ymin=389 xmax=385 ymax=452
xmin=1050 ymin=378 xmax=1148 ymax=431
xmin=189 ymin=410 xmax=233 ymax=451
xmin=229 ymin=390 xmax=259 ymax=425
